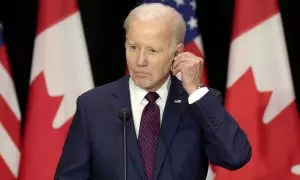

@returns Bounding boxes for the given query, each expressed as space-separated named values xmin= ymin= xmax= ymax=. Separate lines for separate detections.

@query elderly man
xmin=55 ymin=3 xmax=251 ymax=180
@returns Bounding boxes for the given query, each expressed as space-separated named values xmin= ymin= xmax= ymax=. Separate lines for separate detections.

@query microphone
xmin=119 ymin=108 xmax=131 ymax=180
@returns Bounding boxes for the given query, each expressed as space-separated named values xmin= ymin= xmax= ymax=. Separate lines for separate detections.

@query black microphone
xmin=119 ymin=108 xmax=131 ymax=180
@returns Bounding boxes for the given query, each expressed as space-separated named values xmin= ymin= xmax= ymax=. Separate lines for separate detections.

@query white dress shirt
xmin=129 ymin=75 xmax=209 ymax=137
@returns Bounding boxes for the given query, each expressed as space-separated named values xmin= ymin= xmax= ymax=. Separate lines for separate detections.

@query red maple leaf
xmin=215 ymin=68 xmax=300 ymax=180
xmin=19 ymin=72 xmax=72 ymax=180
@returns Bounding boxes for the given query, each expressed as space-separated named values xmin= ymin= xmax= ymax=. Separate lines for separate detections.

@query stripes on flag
xmin=0 ymin=23 xmax=21 ymax=180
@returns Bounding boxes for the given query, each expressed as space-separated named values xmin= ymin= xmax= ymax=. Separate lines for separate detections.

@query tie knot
xmin=145 ymin=92 xmax=159 ymax=103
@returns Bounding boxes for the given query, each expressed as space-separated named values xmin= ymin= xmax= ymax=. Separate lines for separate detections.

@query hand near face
xmin=171 ymin=52 xmax=204 ymax=95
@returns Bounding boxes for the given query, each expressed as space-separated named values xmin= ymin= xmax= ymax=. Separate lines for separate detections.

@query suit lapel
xmin=112 ymin=75 xmax=146 ymax=180
xmin=112 ymin=75 xmax=187 ymax=180
xmin=154 ymin=76 xmax=187 ymax=180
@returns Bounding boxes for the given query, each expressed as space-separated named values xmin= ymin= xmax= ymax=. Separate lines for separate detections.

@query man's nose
xmin=137 ymin=49 xmax=147 ymax=66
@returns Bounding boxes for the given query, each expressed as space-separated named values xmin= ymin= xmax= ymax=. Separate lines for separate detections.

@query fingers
xmin=172 ymin=52 xmax=204 ymax=75
xmin=172 ymin=61 xmax=194 ymax=75
xmin=173 ymin=52 xmax=204 ymax=68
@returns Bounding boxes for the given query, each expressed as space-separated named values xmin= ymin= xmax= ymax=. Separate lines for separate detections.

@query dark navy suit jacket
xmin=55 ymin=75 xmax=251 ymax=180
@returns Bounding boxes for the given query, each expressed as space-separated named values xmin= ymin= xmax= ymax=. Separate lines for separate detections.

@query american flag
xmin=141 ymin=0 xmax=207 ymax=84
xmin=0 ymin=23 xmax=21 ymax=179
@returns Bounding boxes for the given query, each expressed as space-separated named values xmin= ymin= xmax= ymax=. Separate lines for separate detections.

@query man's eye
xmin=130 ymin=45 xmax=137 ymax=50
xmin=149 ymin=49 xmax=158 ymax=53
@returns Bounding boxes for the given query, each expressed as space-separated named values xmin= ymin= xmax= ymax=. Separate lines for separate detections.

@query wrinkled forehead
xmin=126 ymin=18 xmax=175 ymax=45
xmin=128 ymin=16 xmax=172 ymax=31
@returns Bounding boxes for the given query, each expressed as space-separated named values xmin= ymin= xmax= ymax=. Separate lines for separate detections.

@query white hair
xmin=123 ymin=3 xmax=186 ymax=44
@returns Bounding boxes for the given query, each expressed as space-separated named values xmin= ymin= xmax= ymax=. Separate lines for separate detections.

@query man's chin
xmin=133 ymin=79 xmax=149 ymax=88
xmin=131 ymin=77 xmax=152 ymax=89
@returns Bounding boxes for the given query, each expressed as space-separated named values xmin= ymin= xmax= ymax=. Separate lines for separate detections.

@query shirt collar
xmin=129 ymin=75 xmax=171 ymax=104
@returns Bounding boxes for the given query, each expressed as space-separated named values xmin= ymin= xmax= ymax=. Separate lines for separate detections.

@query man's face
xmin=125 ymin=18 xmax=178 ymax=91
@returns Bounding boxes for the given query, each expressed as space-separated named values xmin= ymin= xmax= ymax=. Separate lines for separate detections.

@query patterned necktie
xmin=138 ymin=92 xmax=160 ymax=180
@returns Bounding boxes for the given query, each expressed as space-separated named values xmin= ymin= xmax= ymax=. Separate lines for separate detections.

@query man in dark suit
xmin=55 ymin=2 xmax=251 ymax=180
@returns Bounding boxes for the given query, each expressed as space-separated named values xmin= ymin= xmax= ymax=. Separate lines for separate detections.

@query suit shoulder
xmin=78 ymin=76 xmax=125 ymax=102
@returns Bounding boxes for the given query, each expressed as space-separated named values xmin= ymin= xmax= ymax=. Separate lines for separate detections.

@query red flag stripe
xmin=184 ymin=41 xmax=203 ymax=58
xmin=0 ymin=95 xmax=21 ymax=148
xmin=232 ymin=0 xmax=279 ymax=40
xmin=0 ymin=61 xmax=21 ymax=147
xmin=0 ymin=122 xmax=20 ymax=178
xmin=0 ymin=50 xmax=20 ymax=120
xmin=0 ymin=24 xmax=21 ymax=180
xmin=37 ymin=0 xmax=78 ymax=35
xmin=0 ymin=156 xmax=15 ymax=179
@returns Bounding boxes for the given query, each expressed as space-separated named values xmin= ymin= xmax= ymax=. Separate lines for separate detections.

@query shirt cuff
xmin=188 ymin=87 xmax=209 ymax=104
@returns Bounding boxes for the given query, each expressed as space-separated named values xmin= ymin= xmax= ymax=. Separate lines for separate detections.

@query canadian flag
xmin=0 ymin=24 xmax=21 ymax=180
xmin=214 ymin=0 xmax=300 ymax=179
xmin=18 ymin=0 xmax=94 ymax=179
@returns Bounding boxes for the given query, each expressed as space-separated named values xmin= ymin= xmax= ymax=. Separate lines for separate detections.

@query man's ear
xmin=176 ymin=43 xmax=184 ymax=53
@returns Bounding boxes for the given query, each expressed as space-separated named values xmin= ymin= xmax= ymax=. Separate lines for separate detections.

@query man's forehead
xmin=128 ymin=19 xmax=172 ymax=36
xmin=131 ymin=16 xmax=171 ymax=28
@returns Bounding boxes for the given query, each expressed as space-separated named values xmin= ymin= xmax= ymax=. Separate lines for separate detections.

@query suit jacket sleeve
xmin=190 ymin=89 xmax=252 ymax=170
xmin=54 ymin=96 xmax=91 ymax=179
